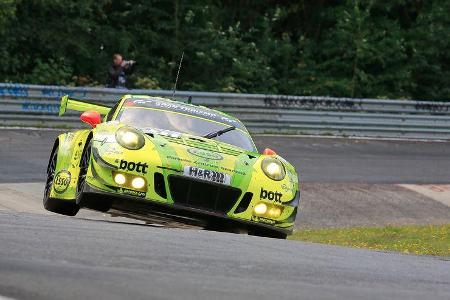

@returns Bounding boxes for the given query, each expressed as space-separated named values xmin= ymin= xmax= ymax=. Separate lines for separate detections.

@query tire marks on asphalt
xmin=2 ymin=182 xmax=450 ymax=229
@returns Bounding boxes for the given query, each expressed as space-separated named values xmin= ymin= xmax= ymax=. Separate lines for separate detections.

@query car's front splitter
xmin=82 ymin=183 xmax=293 ymax=235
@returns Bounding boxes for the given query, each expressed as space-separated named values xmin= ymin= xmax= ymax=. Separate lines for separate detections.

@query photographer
xmin=106 ymin=53 xmax=136 ymax=88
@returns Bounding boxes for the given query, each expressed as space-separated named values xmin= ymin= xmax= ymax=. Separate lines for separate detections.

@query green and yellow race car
xmin=44 ymin=94 xmax=299 ymax=238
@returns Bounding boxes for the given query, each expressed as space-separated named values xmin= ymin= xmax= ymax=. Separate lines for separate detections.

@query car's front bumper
xmin=82 ymin=183 xmax=294 ymax=235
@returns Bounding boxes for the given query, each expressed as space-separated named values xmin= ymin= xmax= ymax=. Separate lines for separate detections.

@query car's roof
xmin=121 ymin=95 xmax=246 ymax=130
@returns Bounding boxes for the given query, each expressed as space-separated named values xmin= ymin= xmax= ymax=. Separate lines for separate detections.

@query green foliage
xmin=135 ymin=75 xmax=160 ymax=89
xmin=0 ymin=0 xmax=448 ymax=100
xmin=25 ymin=58 xmax=73 ymax=85
xmin=0 ymin=0 xmax=16 ymax=29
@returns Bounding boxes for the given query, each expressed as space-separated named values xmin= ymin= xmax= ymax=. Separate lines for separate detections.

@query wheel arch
xmin=49 ymin=130 xmax=93 ymax=200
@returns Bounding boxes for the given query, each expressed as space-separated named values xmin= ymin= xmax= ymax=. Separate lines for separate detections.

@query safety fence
xmin=1 ymin=83 xmax=450 ymax=140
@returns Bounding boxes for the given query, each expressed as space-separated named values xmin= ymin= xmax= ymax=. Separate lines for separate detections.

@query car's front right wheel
xmin=75 ymin=141 xmax=111 ymax=212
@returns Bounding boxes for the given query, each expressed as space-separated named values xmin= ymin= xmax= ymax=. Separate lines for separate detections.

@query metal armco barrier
xmin=1 ymin=82 xmax=450 ymax=140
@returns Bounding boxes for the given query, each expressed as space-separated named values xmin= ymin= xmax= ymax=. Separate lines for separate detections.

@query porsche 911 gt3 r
xmin=44 ymin=94 xmax=300 ymax=239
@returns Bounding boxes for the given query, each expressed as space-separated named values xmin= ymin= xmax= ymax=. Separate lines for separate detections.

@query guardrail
xmin=1 ymin=83 xmax=450 ymax=140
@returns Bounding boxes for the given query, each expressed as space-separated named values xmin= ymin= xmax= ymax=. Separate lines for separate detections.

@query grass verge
xmin=289 ymin=224 xmax=450 ymax=256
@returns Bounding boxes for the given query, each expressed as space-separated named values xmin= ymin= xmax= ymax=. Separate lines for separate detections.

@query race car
xmin=44 ymin=94 xmax=299 ymax=238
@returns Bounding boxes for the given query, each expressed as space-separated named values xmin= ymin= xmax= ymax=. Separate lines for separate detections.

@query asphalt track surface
xmin=1 ymin=212 xmax=449 ymax=300
xmin=1 ymin=129 xmax=450 ymax=299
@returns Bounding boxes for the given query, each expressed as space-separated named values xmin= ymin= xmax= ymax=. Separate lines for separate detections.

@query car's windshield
xmin=116 ymin=107 xmax=256 ymax=151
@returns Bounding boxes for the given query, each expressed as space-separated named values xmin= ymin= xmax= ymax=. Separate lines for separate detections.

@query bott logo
xmin=260 ymin=188 xmax=282 ymax=202
xmin=119 ymin=159 xmax=148 ymax=174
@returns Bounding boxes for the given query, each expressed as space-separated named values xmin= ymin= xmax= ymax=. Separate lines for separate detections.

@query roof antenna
xmin=172 ymin=51 xmax=184 ymax=98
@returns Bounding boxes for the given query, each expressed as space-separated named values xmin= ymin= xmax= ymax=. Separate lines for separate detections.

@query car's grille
xmin=168 ymin=175 xmax=242 ymax=214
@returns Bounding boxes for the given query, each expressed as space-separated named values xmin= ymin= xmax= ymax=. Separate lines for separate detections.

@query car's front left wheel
xmin=43 ymin=145 xmax=80 ymax=216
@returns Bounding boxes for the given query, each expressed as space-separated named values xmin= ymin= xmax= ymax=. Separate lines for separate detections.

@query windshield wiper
xmin=203 ymin=126 xmax=236 ymax=139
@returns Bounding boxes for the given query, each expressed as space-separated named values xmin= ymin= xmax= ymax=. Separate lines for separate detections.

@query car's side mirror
xmin=80 ymin=111 xmax=101 ymax=128
xmin=262 ymin=148 xmax=277 ymax=155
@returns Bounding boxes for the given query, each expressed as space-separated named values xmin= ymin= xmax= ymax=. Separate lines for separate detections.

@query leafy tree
xmin=408 ymin=1 xmax=450 ymax=100
xmin=0 ymin=0 xmax=448 ymax=100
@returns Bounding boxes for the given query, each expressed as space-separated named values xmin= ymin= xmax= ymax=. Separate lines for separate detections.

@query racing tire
xmin=75 ymin=140 xmax=111 ymax=212
xmin=75 ymin=140 xmax=91 ymax=205
xmin=249 ymin=228 xmax=288 ymax=240
xmin=43 ymin=145 xmax=80 ymax=216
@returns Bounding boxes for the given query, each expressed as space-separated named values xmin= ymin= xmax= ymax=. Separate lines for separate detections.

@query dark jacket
xmin=106 ymin=61 xmax=136 ymax=88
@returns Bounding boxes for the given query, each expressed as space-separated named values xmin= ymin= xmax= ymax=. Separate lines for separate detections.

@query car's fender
xmin=49 ymin=129 xmax=92 ymax=200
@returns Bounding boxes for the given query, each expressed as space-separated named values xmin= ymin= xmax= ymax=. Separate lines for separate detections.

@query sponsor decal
xmin=103 ymin=144 xmax=123 ymax=155
xmin=167 ymin=155 xmax=192 ymax=163
xmin=122 ymin=188 xmax=146 ymax=198
xmin=260 ymin=188 xmax=283 ymax=203
xmin=220 ymin=166 xmax=246 ymax=175
xmin=53 ymin=170 xmax=71 ymax=193
xmin=194 ymin=161 xmax=218 ymax=169
xmin=187 ymin=148 xmax=223 ymax=160
xmin=192 ymin=162 xmax=246 ymax=175
xmin=286 ymin=169 xmax=298 ymax=184
xmin=144 ymin=128 xmax=182 ymax=138
xmin=118 ymin=159 xmax=148 ymax=174
xmin=66 ymin=132 xmax=74 ymax=142
xmin=281 ymin=183 xmax=294 ymax=193
xmin=184 ymin=166 xmax=231 ymax=185
xmin=71 ymin=142 xmax=83 ymax=167
xmin=129 ymin=98 xmax=241 ymax=127
xmin=252 ymin=216 xmax=276 ymax=225
xmin=73 ymin=149 xmax=81 ymax=162
xmin=103 ymin=149 xmax=123 ymax=155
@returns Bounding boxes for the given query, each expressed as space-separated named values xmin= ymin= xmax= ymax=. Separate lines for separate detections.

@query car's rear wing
xmin=59 ymin=95 xmax=111 ymax=116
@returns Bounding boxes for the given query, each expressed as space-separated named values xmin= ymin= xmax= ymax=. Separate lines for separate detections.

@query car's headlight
xmin=261 ymin=157 xmax=285 ymax=181
xmin=115 ymin=127 xmax=145 ymax=150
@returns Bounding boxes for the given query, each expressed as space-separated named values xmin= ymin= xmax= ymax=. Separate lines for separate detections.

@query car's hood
xmin=93 ymin=122 xmax=296 ymax=183
xmin=142 ymin=128 xmax=259 ymax=177
xmin=143 ymin=127 xmax=253 ymax=155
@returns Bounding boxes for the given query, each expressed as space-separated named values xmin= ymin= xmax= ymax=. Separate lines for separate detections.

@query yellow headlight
xmin=253 ymin=203 xmax=268 ymax=215
xmin=267 ymin=207 xmax=282 ymax=218
xmin=113 ymin=172 xmax=147 ymax=192
xmin=131 ymin=177 xmax=146 ymax=189
xmin=114 ymin=173 xmax=126 ymax=185
xmin=115 ymin=127 xmax=145 ymax=150
xmin=261 ymin=157 xmax=286 ymax=180
xmin=123 ymin=131 xmax=139 ymax=145
xmin=266 ymin=162 xmax=282 ymax=175
xmin=253 ymin=202 xmax=284 ymax=219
